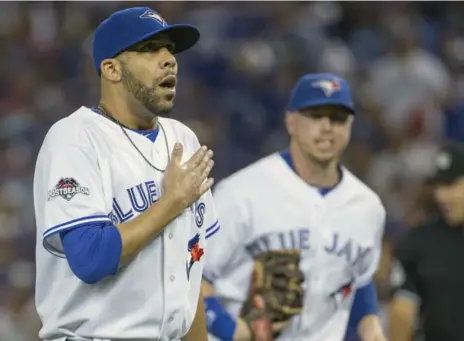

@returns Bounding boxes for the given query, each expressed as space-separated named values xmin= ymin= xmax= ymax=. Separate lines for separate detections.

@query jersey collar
xmin=279 ymin=149 xmax=343 ymax=196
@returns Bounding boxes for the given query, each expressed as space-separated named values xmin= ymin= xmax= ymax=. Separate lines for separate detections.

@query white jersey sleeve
xmin=202 ymin=181 xmax=249 ymax=283
xmin=34 ymin=141 xmax=111 ymax=257
xmin=357 ymin=204 xmax=386 ymax=287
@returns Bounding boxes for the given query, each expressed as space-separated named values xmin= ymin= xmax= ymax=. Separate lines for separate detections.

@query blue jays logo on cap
xmin=312 ymin=79 xmax=342 ymax=97
xmin=139 ymin=9 xmax=167 ymax=27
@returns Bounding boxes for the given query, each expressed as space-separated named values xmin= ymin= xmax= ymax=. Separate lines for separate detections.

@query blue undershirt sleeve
xmin=348 ymin=281 xmax=379 ymax=333
xmin=204 ymin=296 xmax=236 ymax=341
xmin=60 ymin=223 xmax=122 ymax=284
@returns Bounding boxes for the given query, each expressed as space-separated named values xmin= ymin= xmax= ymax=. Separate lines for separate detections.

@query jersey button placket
xmin=163 ymin=224 xmax=185 ymax=339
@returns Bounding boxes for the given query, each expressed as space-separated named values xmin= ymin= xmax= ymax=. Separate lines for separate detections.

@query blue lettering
xmin=260 ymin=235 xmax=270 ymax=251
xmin=353 ymin=245 xmax=371 ymax=266
xmin=145 ymin=180 xmax=158 ymax=205
xmin=337 ymin=240 xmax=353 ymax=263
xmin=195 ymin=202 xmax=206 ymax=228
xmin=112 ymin=198 xmax=133 ymax=223
xmin=108 ymin=211 xmax=119 ymax=224
xmin=127 ymin=184 xmax=149 ymax=213
xmin=325 ymin=233 xmax=339 ymax=253
xmin=278 ymin=232 xmax=287 ymax=249
xmin=299 ymin=229 xmax=310 ymax=250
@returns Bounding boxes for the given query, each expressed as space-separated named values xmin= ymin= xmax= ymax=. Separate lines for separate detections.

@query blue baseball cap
xmin=287 ymin=73 xmax=355 ymax=113
xmin=92 ymin=7 xmax=200 ymax=73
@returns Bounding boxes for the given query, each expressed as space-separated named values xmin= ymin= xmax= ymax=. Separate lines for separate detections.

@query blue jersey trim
xmin=206 ymin=220 xmax=220 ymax=239
xmin=42 ymin=215 xmax=112 ymax=257
xmin=279 ymin=149 xmax=342 ymax=196
xmin=43 ymin=214 xmax=112 ymax=238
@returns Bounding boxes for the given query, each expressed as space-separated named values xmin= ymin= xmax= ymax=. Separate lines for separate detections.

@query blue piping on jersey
xmin=279 ymin=149 xmax=342 ymax=196
xmin=91 ymin=107 xmax=160 ymax=143
xmin=206 ymin=220 xmax=221 ymax=239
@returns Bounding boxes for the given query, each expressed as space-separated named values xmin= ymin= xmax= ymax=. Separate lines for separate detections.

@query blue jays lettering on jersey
xmin=246 ymin=229 xmax=372 ymax=272
xmin=191 ymin=201 xmax=206 ymax=228
xmin=109 ymin=180 xmax=158 ymax=224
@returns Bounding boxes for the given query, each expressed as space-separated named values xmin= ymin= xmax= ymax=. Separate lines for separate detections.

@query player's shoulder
xmin=41 ymin=106 xmax=100 ymax=149
xmin=215 ymin=153 xmax=279 ymax=194
xmin=159 ymin=117 xmax=198 ymax=141
xmin=342 ymin=167 xmax=385 ymax=213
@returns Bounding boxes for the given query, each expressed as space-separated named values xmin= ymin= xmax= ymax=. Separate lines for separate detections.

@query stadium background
xmin=1 ymin=1 xmax=463 ymax=340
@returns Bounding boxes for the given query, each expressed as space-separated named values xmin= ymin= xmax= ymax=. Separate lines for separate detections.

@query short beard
xmin=120 ymin=63 xmax=174 ymax=115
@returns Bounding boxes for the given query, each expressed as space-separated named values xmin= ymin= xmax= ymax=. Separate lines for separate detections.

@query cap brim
xmin=143 ymin=24 xmax=200 ymax=54
xmin=290 ymin=99 xmax=355 ymax=114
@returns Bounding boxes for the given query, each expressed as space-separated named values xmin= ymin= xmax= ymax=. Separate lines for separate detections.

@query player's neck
xmin=99 ymin=94 xmax=157 ymax=131
xmin=289 ymin=143 xmax=340 ymax=188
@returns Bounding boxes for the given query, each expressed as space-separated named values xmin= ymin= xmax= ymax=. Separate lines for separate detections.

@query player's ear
xmin=285 ymin=111 xmax=297 ymax=135
xmin=100 ymin=58 xmax=122 ymax=82
xmin=345 ymin=114 xmax=355 ymax=128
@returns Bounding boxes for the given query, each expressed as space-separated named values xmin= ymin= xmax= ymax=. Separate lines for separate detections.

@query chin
xmin=310 ymin=151 xmax=338 ymax=165
xmin=151 ymin=100 xmax=175 ymax=116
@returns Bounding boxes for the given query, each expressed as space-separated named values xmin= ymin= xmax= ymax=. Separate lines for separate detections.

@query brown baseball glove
xmin=240 ymin=250 xmax=305 ymax=341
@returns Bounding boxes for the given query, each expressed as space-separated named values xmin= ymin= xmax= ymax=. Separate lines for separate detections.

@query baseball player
xmin=201 ymin=74 xmax=387 ymax=341
xmin=33 ymin=7 xmax=220 ymax=341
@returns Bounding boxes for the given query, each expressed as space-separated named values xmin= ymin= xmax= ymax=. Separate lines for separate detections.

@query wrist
xmin=235 ymin=318 xmax=252 ymax=341
xmin=159 ymin=190 xmax=187 ymax=215
xmin=357 ymin=315 xmax=383 ymax=340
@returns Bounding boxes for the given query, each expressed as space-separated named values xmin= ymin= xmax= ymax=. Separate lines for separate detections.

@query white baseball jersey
xmin=34 ymin=106 xmax=220 ymax=341
xmin=204 ymin=153 xmax=385 ymax=341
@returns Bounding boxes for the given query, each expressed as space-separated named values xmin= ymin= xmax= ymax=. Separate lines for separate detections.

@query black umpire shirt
xmin=394 ymin=216 xmax=464 ymax=341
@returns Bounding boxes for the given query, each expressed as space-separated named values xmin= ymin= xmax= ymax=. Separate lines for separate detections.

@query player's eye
xmin=329 ymin=111 xmax=351 ymax=123
xmin=305 ymin=110 xmax=351 ymax=123
xmin=131 ymin=41 xmax=175 ymax=53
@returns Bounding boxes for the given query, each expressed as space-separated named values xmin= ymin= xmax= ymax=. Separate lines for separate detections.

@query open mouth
xmin=159 ymin=76 xmax=177 ymax=89
xmin=315 ymin=139 xmax=334 ymax=149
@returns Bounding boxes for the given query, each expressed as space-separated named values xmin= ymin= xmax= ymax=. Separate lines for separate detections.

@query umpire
xmin=388 ymin=141 xmax=464 ymax=341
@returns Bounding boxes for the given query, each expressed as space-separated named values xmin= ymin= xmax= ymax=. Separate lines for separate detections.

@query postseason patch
xmin=48 ymin=177 xmax=90 ymax=201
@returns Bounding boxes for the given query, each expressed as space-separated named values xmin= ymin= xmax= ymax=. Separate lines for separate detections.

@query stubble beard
xmin=120 ymin=65 xmax=174 ymax=116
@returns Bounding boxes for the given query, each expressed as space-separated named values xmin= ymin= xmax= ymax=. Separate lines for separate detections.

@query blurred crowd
xmin=1 ymin=2 xmax=464 ymax=340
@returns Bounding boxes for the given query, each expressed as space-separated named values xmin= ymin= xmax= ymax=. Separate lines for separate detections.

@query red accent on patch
xmin=190 ymin=243 xmax=204 ymax=262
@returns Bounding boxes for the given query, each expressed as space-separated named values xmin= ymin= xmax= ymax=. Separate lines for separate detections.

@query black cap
xmin=427 ymin=141 xmax=464 ymax=184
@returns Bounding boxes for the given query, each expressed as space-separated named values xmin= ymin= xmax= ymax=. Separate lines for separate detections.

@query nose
xmin=319 ymin=116 xmax=333 ymax=130
xmin=160 ymin=49 xmax=177 ymax=70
